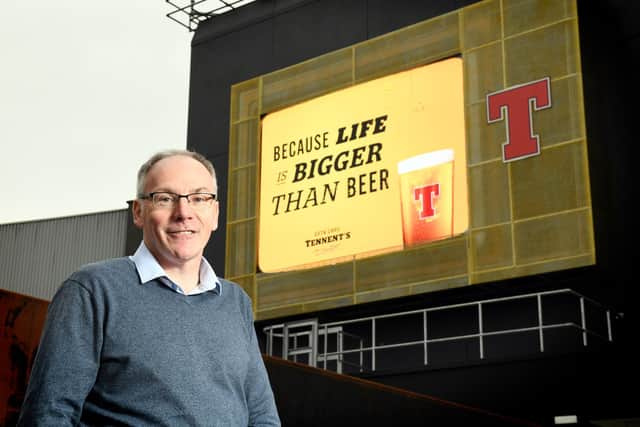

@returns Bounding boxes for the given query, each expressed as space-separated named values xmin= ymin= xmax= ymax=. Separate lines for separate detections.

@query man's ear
xmin=211 ymin=200 xmax=220 ymax=231
xmin=132 ymin=200 xmax=144 ymax=228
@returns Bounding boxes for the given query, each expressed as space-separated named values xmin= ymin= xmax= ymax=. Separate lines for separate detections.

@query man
xmin=18 ymin=150 xmax=280 ymax=426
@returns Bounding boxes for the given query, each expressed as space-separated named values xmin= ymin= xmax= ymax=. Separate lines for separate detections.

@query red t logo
xmin=486 ymin=77 xmax=551 ymax=162
xmin=414 ymin=184 xmax=439 ymax=220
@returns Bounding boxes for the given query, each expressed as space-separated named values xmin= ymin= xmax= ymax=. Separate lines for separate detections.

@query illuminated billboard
xmin=259 ymin=58 xmax=468 ymax=272
xmin=227 ymin=0 xmax=594 ymax=320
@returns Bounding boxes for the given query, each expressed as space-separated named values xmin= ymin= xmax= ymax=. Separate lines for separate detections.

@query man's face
xmin=132 ymin=155 xmax=219 ymax=271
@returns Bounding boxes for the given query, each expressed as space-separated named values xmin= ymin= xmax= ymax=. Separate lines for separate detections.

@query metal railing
xmin=263 ymin=289 xmax=617 ymax=374
xmin=166 ymin=0 xmax=258 ymax=31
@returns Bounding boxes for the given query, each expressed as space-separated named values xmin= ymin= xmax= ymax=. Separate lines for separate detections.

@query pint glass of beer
xmin=397 ymin=149 xmax=454 ymax=247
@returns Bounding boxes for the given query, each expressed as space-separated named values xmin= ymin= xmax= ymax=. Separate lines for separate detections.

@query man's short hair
xmin=136 ymin=149 xmax=217 ymax=198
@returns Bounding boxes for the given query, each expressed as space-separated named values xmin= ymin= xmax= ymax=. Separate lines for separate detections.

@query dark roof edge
xmin=191 ymin=0 xmax=313 ymax=47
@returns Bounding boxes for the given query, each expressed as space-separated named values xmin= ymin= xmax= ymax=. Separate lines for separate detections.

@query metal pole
xmin=359 ymin=338 xmax=364 ymax=373
xmin=337 ymin=330 xmax=343 ymax=374
xmin=478 ymin=303 xmax=484 ymax=359
xmin=580 ymin=297 xmax=587 ymax=347
xmin=423 ymin=310 xmax=428 ymax=366
xmin=372 ymin=318 xmax=376 ymax=372
xmin=266 ymin=327 xmax=272 ymax=356
xmin=283 ymin=325 xmax=289 ymax=361
xmin=537 ymin=294 xmax=544 ymax=353
xmin=293 ymin=334 xmax=298 ymax=363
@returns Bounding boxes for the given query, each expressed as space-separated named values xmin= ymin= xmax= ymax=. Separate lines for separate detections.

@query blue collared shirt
xmin=129 ymin=242 xmax=221 ymax=296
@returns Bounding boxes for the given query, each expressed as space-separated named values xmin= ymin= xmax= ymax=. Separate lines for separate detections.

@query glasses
xmin=140 ymin=192 xmax=217 ymax=209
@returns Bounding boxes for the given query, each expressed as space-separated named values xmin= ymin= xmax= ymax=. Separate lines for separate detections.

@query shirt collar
xmin=129 ymin=241 xmax=221 ymax=295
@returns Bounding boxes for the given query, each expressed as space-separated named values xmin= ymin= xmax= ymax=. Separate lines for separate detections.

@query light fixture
xmin=554 ymin=415 xmax=578 ymax=425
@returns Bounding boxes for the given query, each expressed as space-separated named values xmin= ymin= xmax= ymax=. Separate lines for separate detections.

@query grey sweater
xmin=17 ymin=258 xmax=280 ymax=426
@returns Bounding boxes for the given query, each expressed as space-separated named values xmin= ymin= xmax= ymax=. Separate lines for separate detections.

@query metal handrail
xmin=263 ymin=289 xmax=618 ymax=374
xmin=315 ymin=322 xmax=610 ymax=358
xmin=316 ymin=289 xmax=610 ymax=328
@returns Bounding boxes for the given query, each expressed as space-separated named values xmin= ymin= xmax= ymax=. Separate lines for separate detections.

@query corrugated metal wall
xmin=0 ymin=209 xmax=128 ymax=301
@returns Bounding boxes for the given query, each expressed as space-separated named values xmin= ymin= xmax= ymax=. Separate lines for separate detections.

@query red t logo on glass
xmin=414 ymin=183 xmax=440 ymax=220
xmin=486 ymin=77 xmax=552 ymax=162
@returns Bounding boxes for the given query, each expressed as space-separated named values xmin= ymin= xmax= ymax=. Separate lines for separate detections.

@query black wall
xmin=577 ymin=0 xmax=638 ymax=324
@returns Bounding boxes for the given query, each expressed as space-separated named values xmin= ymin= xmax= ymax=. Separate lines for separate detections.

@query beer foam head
xmin=397 ymin=149 xmax=454 ymax=174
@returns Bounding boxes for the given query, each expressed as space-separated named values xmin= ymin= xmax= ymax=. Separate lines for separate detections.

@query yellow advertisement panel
xmin=259 ymin=57 xmax=468 ymax=272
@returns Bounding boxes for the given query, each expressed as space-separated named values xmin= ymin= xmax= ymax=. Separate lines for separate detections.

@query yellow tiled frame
xmin=226 ymin=0 xmax=594 ymax=320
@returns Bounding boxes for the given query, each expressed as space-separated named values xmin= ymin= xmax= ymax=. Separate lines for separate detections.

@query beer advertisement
xmin=259 ymin=57 xmax=468 ymax=272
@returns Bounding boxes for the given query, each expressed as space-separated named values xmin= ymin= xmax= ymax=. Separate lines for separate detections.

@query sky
xmin=0 ymin=1 xmax=193 ymax=224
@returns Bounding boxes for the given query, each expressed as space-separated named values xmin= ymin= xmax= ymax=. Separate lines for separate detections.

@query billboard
xmin=259 ymin=58 xmax=468 ymax=272
xmin=226 ymin=0 xmax=594 ymax=320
